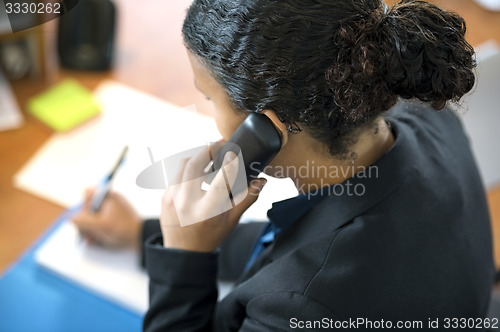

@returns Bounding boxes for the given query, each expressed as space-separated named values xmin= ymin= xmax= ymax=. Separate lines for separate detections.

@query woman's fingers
xmin=72 ymin=210 xmax=105 ymax=245
xmin=72 ymin=209 xmax=96 ymax=229
xmin=164 ymin=145 xmax=260 ymax=228
xmin=204 ymin=151 xmax=238 ymax=207
xmin=159 ymin=149 xmax=265 ymax=252
xmin=81 ymin=187 xmax=96 ymax=210
xmin=172 ymin=157 xmax=189 ymax=186
xmin=161 ymin=187 xmax=181 ymax=227
xmin=182 ymin=145 xmax=213 ymax=196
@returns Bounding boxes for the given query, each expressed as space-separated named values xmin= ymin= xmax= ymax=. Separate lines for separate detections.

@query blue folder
xmin=0 ymin=211 xmax=143 ymax=332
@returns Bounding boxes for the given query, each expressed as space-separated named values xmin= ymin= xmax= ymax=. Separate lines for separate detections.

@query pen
xmin=89 ymin=146 xmax=129 ymax=212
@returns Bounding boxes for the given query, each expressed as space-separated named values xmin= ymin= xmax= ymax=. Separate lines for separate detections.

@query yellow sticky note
xmin=28 ymin=79 xmax=100 ymax=132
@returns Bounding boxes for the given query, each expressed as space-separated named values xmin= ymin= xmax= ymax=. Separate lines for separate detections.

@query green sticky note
xmin=28 ymin=79 xmax=100 ymax=132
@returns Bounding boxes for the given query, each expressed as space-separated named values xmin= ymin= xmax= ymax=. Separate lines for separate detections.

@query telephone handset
xmin=213 ymin=113 xmax=282 ymax=185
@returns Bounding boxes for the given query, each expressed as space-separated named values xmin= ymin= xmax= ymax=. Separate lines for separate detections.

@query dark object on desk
xmin=0 ymin=40 xmax=31 ymax=79
xmin=57 ymin=0 xmax=116 ymax=71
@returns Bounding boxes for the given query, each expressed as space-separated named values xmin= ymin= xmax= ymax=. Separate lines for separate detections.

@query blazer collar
xmin=269 ymin=109 xmax=418 ymax=260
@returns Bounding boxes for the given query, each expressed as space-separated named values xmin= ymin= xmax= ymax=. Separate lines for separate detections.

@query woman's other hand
xmin=72 ymin=189 xmax=142 ymax=249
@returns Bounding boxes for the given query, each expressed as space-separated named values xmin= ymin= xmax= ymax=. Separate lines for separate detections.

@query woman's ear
xmin=262 ymin=110 xmax=288 ymax=147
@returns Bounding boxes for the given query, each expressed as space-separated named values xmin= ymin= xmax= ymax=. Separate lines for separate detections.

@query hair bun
xmin=326 ymin=0 xmax=476 ymax=121
xmin=382 ymin=0 xmax=476 ymax=109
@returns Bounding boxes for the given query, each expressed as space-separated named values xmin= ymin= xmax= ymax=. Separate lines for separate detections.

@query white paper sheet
xmin=0 ymin=68 xmax=23 ymax=131
xmin=35 ymin=220 xmax=149 ymax=314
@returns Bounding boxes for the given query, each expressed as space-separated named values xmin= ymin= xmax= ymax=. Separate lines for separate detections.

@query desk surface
xmin=1 ymin=0 xmax=500 ymax=275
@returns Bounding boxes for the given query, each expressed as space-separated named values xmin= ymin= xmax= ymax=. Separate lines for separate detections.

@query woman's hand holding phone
xmin=160 ymin=145 xmax=267 ymax=253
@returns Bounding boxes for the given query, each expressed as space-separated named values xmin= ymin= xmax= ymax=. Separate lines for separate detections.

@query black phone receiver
xmin=213 ymin=113 xmax=282 ymax=187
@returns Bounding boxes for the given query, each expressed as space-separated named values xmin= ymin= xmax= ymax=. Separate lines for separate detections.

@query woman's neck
xmin=289 ymin=117 xmax=394 ymax=194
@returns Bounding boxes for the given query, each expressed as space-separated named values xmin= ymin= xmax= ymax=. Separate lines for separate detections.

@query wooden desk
xmin=1 ymin=0 xmax=500 ymax=274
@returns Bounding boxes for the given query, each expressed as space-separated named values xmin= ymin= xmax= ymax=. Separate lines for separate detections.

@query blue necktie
xmin=243 ymin=222 xmax=279 ymax=274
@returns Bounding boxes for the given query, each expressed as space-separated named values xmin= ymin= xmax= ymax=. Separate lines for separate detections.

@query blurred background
xmin=0 ymin=0 xmax=500 ymax=304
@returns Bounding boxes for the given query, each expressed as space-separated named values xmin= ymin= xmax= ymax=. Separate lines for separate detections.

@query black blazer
xmin=142 ymin=101 xmax=494 ymax=331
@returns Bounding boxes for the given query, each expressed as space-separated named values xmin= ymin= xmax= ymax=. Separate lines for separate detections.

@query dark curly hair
xmin=182 ymin=0 xmax=476 ymax=157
